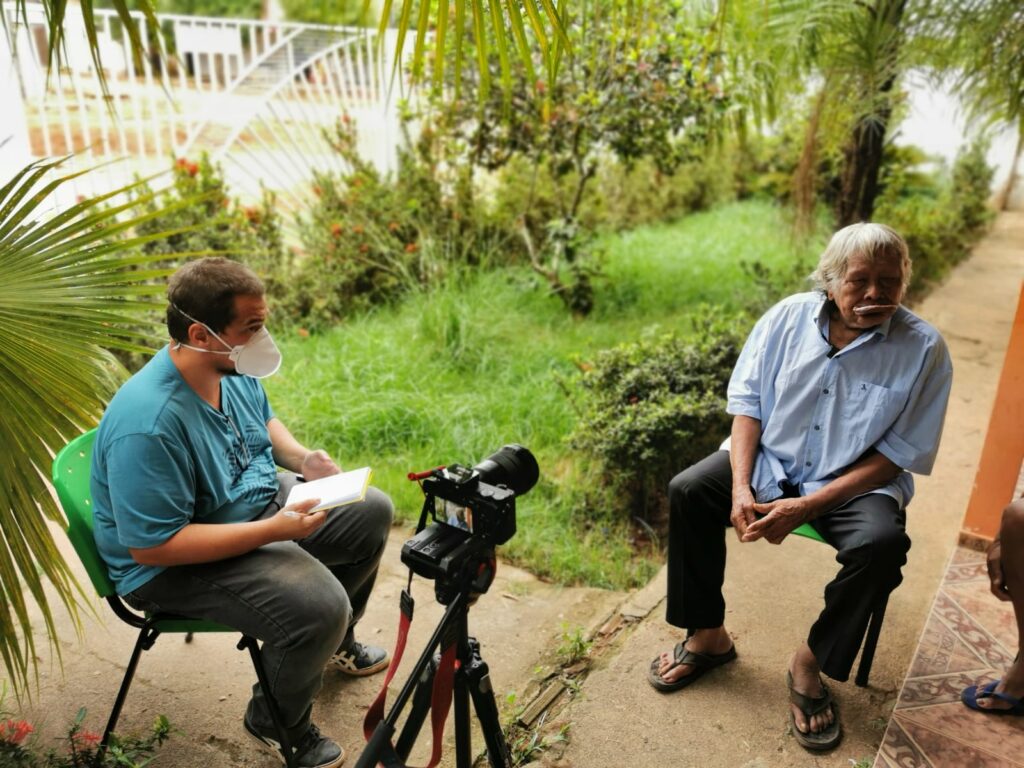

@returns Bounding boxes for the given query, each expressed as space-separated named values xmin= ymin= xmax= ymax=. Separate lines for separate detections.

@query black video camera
xmin=401 ymin=445 xmax=539 ymax=597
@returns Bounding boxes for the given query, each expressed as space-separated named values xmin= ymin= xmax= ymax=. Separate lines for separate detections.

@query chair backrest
xmin=51 ymin=428 xmax=116 ymax=598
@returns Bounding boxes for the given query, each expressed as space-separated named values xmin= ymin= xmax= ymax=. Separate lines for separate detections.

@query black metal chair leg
xmin=855 ymin=593 xmax=889 ymax=687
xmin=239 ymin=635 xmax=296 ymax=768
xmin=103 ymin=625 xmax=161 ymax=748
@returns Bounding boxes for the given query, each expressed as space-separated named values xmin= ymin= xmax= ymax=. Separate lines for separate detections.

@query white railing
xmin=1 ymin=2 xmax=408 ymax=215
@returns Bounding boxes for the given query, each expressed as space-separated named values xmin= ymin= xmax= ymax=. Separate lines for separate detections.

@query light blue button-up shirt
xmin=724 ymin=292 xmax=953 ymax=508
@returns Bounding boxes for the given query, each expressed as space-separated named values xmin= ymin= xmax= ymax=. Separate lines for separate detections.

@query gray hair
xmin=810 ymin=222 xmax=912 ymax=296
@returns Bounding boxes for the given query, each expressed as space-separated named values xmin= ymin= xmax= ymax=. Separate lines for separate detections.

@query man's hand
xmin=730 ymin=485 xmax=758 ymax=541
xmin=743 ymin=497 xmax=812 ymax=545
xmin=271 ymin=498 xmax=328 ymax=539
xmin=986 ymin=539 xmax=1010 ymax=601
xmin=301 ymin=449 xmax=341 ymax=481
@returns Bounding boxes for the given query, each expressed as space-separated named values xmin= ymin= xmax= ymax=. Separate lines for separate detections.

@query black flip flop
xmin=647 ymin=640 xmax=737 ymax=692
xmin=787 ymin=670 xmax=842 ymax=751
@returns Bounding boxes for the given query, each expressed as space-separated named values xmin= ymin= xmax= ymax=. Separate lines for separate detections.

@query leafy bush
xmin=0 ymin=707 xmax=171 ymax=767
xmin=567 ymin=316 xmax=747 ymax=526
xmin=286 ymin=117 xmax=518 ymax=330
xmin=132 ymin=154 xmax=289 ymax=288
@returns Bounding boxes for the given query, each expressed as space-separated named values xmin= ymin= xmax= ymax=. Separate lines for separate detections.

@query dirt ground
xmin=5 ymin=211 xmax=1022 ymax=768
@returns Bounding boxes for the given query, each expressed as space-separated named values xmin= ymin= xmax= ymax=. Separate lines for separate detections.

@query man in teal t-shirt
xmin=91 ymin=257 xmax=393 ymax=768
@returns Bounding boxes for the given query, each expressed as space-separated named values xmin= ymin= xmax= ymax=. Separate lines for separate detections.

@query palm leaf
xmin=8 ymin=0 xmax=163 ymax=105
xmin=0 ymin=161 xmax=204 ymax=695
xmin=379 ymin=0 xmax=567 ymax=98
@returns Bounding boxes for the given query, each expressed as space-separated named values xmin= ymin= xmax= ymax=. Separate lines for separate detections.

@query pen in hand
xmin=282 ymin=498 xmax=321 ymax=518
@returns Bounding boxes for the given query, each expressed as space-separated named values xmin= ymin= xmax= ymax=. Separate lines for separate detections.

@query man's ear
xmin=186 ymin=322 xmax=209 ymax=345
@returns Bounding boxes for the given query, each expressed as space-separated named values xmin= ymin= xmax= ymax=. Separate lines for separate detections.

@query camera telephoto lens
xmin=472 ymin=444 xmax=539 ymax=496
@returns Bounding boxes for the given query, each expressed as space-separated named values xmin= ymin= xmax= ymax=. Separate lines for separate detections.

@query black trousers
xmin=666 ymin=450 xmax=910 ymax=682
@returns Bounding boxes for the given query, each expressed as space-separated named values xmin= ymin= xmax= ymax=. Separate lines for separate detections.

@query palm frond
xmin=8 ymin=0 xmax=162 ymax=104
xmin=0 ymin=160 xmax=198 ymax=695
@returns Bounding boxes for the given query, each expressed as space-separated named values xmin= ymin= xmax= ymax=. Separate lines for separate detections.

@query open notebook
xmin=285 ymin=467 xmax=372 ymax=513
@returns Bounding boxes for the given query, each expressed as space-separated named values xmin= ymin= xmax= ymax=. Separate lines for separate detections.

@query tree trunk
xmin=794 ymin=86 xmax=828 ymax=237
xmin=995 ymin=120 xmax=1023 ymax=211
xmin=834 ymin=0 xmax=907 ymax=228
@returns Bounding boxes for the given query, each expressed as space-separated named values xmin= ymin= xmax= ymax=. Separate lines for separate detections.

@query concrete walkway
xmin=546 ymin=211 xmax=1024 ymax=768
xmin=12 ymin=530 xmax=624 ymax=766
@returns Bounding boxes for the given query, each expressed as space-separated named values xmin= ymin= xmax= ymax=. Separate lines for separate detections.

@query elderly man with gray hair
xmin=647 ymin=223 xmax=953 ymax=751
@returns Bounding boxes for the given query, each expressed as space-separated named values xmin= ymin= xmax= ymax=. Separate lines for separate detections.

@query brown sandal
xmin=647 ymin=640 xmax=737 ymax=692
xmin=787 ymin=670 xmax=842 ymax=751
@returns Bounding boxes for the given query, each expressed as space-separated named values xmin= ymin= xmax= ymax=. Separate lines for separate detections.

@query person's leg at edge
xmin=656 ymin=451 xmax=735 ymax=685
xmin=974 ymin=498 xmax=1024 ymax=710
xmin=796 ymin=493 xmax=909 ymax=736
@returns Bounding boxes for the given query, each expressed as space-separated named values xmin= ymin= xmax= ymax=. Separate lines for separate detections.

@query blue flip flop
xmin=961 ymin=680 xmax=1024 ymax=716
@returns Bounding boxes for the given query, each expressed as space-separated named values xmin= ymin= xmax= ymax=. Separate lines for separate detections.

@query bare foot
xmin=789 ymin=644 xmax=835 ymax=735
xmin=654 ymin=627 xmax=733 ymax=686
xmin=975 ymin=658 xmax=1024 ymax=711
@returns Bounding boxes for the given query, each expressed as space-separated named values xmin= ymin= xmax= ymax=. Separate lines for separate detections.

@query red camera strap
xmin=362 ymin=589 xmax=458 ymax=768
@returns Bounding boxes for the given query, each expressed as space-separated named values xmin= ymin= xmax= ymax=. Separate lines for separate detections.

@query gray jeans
xmin=126 ymin=473 xmax=394 ymax=742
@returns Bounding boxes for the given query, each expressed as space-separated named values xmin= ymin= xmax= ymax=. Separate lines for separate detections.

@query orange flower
xmin=352 ymin=224 xmax=364 ymax=235
xmin=387 ymin=221 xmax=400 ymax=232
xmin=312 ymin=184 xmax=322 ymax=197
xmin=404 ymin=242 xmax=418 ymax=253
xmin=359 ymin=243 xmax=370 ymax=253
xmin=0 ymin=718 xmax=33 ymax=745
xmin=72 ymin=729 xmax=101 ymax=747
xmin=330 ymin=223 xmax=343 ymax=237
xmin=297 ymin=327 xmax=310 ymax=338
xmin=186 ymin=161 xmax=199 ymax=177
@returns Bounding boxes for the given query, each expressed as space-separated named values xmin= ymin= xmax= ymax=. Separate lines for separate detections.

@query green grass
xmin=263 ymin=199 xmax=826 ymax=588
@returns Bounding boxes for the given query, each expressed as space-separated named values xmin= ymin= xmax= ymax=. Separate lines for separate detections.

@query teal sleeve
xmin=262 ymin=385 xmax=274 ymax=422
xmin=105 ymin=433 xmax=195 ymax=550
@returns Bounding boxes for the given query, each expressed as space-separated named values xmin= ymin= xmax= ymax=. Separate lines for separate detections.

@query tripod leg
xmin=395 ymin=656 xmax=438 ymax=760
xmin=463 ymin=637 xmax=512 ymax=768
xmin=453 ymin=666 xmax=473 ymax=768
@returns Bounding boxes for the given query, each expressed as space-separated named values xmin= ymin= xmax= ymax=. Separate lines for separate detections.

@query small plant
xmin=556 ymin=624 xmax=592 ymax=668
xmin=0 ymin=705 xmax=171 ymax=768
xmin=501 ymin=694 xmax=569 ymax=767
xmin=566 ymin=315 xmax=747 ymax=527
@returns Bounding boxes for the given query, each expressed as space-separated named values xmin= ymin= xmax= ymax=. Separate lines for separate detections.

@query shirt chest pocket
xmin=839 ymin=380 xmax=906 ymax=445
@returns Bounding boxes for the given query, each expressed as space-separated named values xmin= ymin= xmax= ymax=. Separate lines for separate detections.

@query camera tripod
xmin=356 ymin=574 xmax=513 ymax=768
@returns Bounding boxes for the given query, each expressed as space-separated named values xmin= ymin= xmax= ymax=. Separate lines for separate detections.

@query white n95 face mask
xmin=172 ymin=305 xmax=283 ymax=379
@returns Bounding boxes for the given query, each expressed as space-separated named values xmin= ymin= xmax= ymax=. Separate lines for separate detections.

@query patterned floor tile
xmin=877 ymin=717 xmax=934 ymax=768
xmin=909 ymin=610 xmax=993 ymax=679
xmin=880 ymin=544 xmax=1022 ymax=767
xmin=945 ymin=561 xmax=989 ymax=584
xmin=944 ymin=582 xmax=1020 ymax=654
xmin=932 ymin=592 xmax=1016 ymax=669
xmin=896 ymin=671 xmax=1000 ymax=710
xmin=897 ymin=702 xmax=1024 ymax=766
xmin=951 ymin=547 xmax=987 ymax=566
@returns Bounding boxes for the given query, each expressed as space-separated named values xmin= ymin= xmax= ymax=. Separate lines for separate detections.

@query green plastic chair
xmin=53 ymin=428 xmax=296 ymax=765
xmin=792 ymin=522 xmax=887 ymax=687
